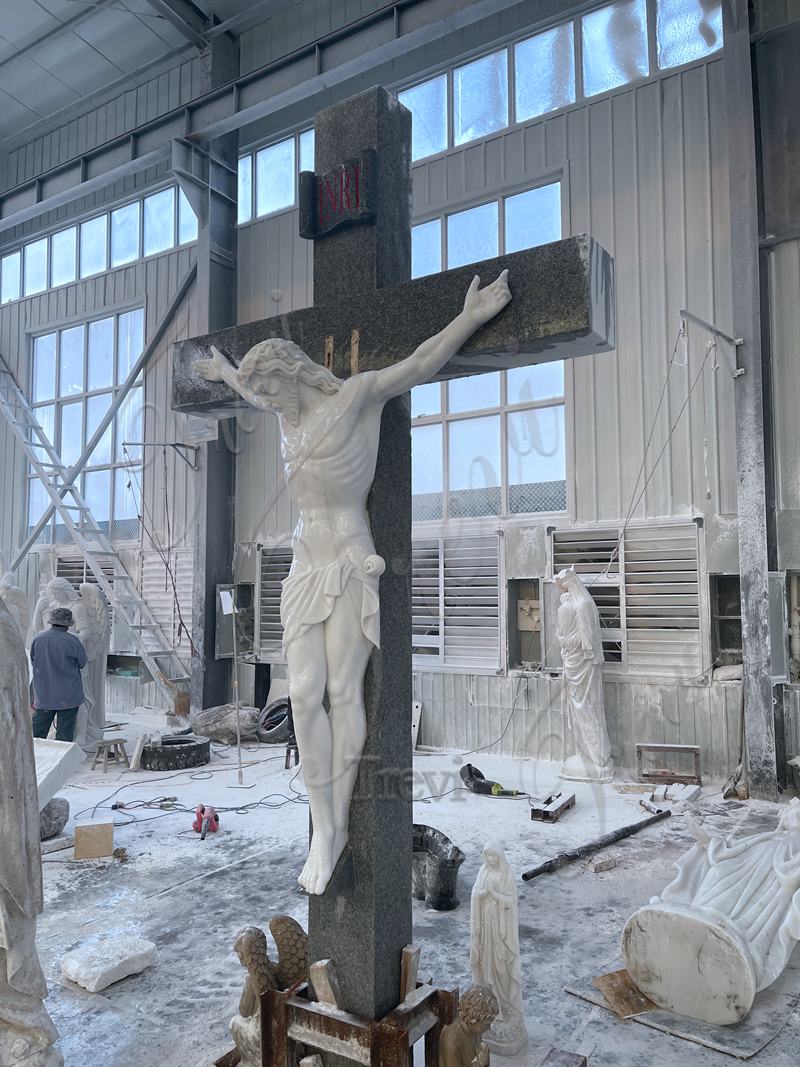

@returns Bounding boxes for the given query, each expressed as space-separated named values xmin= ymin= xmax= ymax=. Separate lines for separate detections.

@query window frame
xmin=0 ymin=184 xmax=197 ymax=308
xmin=26 ymin=304 xmax=147 ymax=546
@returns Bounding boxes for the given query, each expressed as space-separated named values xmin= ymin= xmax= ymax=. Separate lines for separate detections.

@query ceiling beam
xmin=0 ymin=0 xmax=120 ymax=74
xmin=144 ymin=0 xmax=209 ymax=50
xmin=0 ymin=0 xmax=552 ymax=233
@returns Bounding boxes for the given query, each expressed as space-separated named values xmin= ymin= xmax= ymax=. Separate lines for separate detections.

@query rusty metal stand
xmin=261 ymin=979 xmax=458 ymax=1066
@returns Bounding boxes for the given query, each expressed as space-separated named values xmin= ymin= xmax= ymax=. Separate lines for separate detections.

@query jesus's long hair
xmin=238 ymin=337 xmax=340 ymax=425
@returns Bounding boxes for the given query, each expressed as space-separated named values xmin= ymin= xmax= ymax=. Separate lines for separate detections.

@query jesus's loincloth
xmin=280 ymin=558 xmax=382 ymax=656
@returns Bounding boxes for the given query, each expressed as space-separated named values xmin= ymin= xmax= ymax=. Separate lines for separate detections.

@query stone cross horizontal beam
xmin=172 ymin=234 xmax=614 ymax=416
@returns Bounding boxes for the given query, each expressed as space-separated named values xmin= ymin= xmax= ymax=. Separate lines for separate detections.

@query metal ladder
xmin=0 ymin=355 xmax=191 ymax=711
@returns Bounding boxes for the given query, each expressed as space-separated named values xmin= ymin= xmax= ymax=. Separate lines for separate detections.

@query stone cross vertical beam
xmin=304 ymin=86 xmax=414 ymax=1024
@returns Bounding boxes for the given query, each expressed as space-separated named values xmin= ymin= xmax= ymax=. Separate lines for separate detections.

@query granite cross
xmin=172 ymin=86 xmax=614 ymax=1031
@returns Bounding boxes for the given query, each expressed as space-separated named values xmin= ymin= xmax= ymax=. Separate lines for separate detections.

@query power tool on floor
xmin=460 ymin=763 xmax=525 ymax=798
xmin=193 ymin=804 xmax=220 ymax=839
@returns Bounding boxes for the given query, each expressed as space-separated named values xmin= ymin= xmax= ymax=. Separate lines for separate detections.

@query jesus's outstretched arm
xmin=196 ymin=346 xmax=269 ymax=411
xmin=368 ymin=270 xmax=511 ymax=402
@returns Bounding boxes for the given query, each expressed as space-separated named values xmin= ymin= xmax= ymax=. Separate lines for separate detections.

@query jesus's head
xmin=238 ymin=337 xmax=340 ymax=426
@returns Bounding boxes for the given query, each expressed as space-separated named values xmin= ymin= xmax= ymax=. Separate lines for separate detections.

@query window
xmin=412 ymin=366 xmax=566 ymax=522
xmin=399 ymin=75 xmax=448 ymax=161
xmin=411 ymin=183 xmax=565 ymax=522
xmin=256 ymin=137 xmax=296 ymax=217
xmin=1 ymin=252 xmax=20 ymax=303
xmin=177 ymin=189 xmax=198 ymax=246
xmin=238 ymin=129 xmax=311 ymax=224
xmin=0 ymin=186 xmax=196 ymax=305
xmin=24 ymin=238 xmax=48 ymax=296
xmin=111 ymin=202 xmax=140 ymax=267
xmin=454 ymin=51 xmax=509 ymax=146
xmin=412 ymin=180 xmax=562 ymax=279
xmin=394 ymin=0 xmax=722 ymax=162
xmin=27 ymin=308 xmax=146 ymax=543
xmin=238 ymin=154 xmax=253 ymax=225
xmin=143 ymin=189 xmax=175 ymax=257
xmin=656 ymin=0 xmax=723 ymax=68
xmin=80 ymin=215 xmax=108 ymax=278
xmin=515 ymin=24 xmax=576 ymax=122
xmin=582 ymin=0 xmax=649 ymax=97
xmin=50 ymin=227 xmax=77 ymax=288
xmin=412 ymin=535 xmax=501 ymax=669
xmin=711 ymin=574 xmax=742 ymax=666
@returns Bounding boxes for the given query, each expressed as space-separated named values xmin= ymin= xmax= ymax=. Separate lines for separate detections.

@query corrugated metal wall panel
xmin=413 ymin=668 xmax=741 ymax=779
xmin=771 ymin=239 xmax=800 ymax=569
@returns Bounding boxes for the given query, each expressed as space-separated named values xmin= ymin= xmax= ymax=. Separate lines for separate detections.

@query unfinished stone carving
xmin=553 ymin=566 xmax=614 ymax=783
xmin=470 ymin=842 xmax=528 ymax=1056
xmin=623 ymin=803 xmax=800 ymax=1025
xmin=439 ymin=985 xmax=499 ymax=1067
xmin=0 ymin=593 xmax=63 ymax=1067
xmin=230 ymin=916 xmax=308 ymax=1067
xmin=0 ymin=550 xmax=30 ymax=640
xmin=197 ymin=271 xmax=511 ymax=894
xmin=31 ymin=578 xmax=110 ymax=755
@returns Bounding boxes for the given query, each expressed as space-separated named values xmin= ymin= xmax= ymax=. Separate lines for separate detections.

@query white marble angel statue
xmin=197 ymin=270 xmax=512 ymax=895
xmin=470 ymin=842 xmax=528 ymax=1056
xmin=31 ymin=577 xmax=111 ymax=754
xmin=0 ymin=593 xmax=63 ymax=1067
xmin=0 ymin=550 xmax=30 ymax=640
xmin=553 ymin=565 xmax=613 ymax=783
xmin=623 ymin=801 xmax=800 ymax=1025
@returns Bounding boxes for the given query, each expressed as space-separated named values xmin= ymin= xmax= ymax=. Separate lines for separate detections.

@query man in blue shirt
xmin=30 ymin=606 xmax=87 ymax=743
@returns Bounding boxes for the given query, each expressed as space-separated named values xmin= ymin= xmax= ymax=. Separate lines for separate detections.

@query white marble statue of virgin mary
xmin=553 ymin=565 xmax=614 ymax=783
xmin=470 ymin=842 xmax=528 ymax=1056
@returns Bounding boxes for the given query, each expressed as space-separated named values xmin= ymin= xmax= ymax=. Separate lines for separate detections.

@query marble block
xmin=33 ymin=738 xmax=83 ymax=809
xmin=61 ymin=935 xmax=156 ymax=992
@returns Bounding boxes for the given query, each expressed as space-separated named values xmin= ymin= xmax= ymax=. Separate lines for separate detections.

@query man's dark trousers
xmin=32 ymin=707 xmax=79 ymax=742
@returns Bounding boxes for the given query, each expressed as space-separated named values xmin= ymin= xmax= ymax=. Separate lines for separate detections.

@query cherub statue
xmin=0 ymin=551 xmax=30 ymax=640
xmin=197 ymin=270 xmax=512 ymax=895
xmin=31 ymin=577 xmax=110 ymax=753
xmin=230 ymin=916 xmax=308 ymax=1067
xmin=440 ymin=986 xmax=499 ymax=1067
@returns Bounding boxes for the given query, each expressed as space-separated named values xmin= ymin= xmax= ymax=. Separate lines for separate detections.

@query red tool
xmin=193 ymin=804 xmax=219 ymax=839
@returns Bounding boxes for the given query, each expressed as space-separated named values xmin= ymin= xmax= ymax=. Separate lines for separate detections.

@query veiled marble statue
xmin=470 ymin=842 xmax=528 ymax=1056
xmin=31 ymin=578 xmax=110 ymax=755
xmin=623 ymin=802 xmax=800 ymax=1025
xmin=0 ymin=593 xmax=63 ymax=1067
xmin=553 ymin=565 xmax=614 ymax=783
xmin=0 ymin=551 xmax=30 ymax=640
xmin=197 ymin=270 xmax=511 ymax=895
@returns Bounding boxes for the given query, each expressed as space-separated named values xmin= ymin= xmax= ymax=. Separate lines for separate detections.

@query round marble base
xmin=485 ymin=1017 xmax=528 ymax=1057
xmin=559 ymin=754 xmax=614 ymax=784
xmin=622 ymin=903 xmax=756 ymax=1025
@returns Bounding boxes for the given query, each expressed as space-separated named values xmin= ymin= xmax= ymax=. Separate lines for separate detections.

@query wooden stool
xmin=92 ymin=738 xmax=130 ymax=773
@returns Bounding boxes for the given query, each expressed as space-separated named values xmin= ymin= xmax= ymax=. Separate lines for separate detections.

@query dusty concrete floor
xmin=37 ymin=744 xmax=800 ymax=1067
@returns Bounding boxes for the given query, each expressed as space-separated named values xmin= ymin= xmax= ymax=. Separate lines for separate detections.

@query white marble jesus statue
xmin=197 ymin=270 xmax=511 ymax=894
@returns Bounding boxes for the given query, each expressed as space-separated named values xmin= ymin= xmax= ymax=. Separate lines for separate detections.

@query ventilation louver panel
xmin=258 ymin=545 xmax=293 ymax=657
xmin=140 ymin=549 xmax=194 ymax=663
xmin=552 ymin=528 xmax=623 ymax=661
xmin=443 ymin=535 xmax=500 ymax=669
xmin=412 ymin=539 xmax=440 ymax=658
xmin=623 ymin=524 xmax=702 ymax=674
